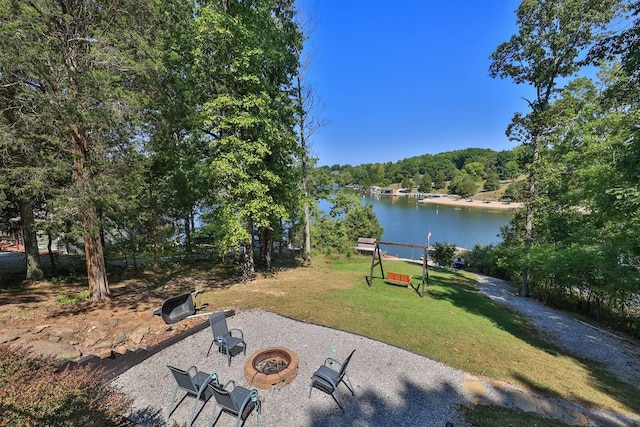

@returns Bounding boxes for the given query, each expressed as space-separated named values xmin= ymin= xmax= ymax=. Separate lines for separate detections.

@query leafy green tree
xmin=484 ymin=172 xmax=501 ymax=192
xmin=504 ymin=180 xmax=528 ymax=202
xmin=432 ymin=241 xmax=456 ymax=267
xmin=433 ymin=170 xmax=447 ymax=190
xmin=449 ymin=172 xmax=477 ymax=197
xmin=0 ymin=0 xmax=165 ymax=301
xmin=504 ymin=160 xmax=520 ymax=181
xmin=489 ymin=0 xmax=623 ymax=296
xmin=193 ymin=0 xmax=303 ymax=278
xmin=311 ymin=191 xmax=382 ymax=254
xmin=419 ymin=173 xmax=432 ymax=192
xmin=463 ymin=161 xmax=484 ymax=181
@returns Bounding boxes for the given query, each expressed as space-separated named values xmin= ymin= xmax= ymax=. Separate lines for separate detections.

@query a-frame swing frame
xmin=367 ymin=240 xmax=430 ymax=297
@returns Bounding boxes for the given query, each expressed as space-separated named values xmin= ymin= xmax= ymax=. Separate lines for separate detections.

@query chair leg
xmin=187 ymin=393 xmax=204 ymax=427
xmin=342 ymin=373 xmax=356 ymax=396
xmin=166 ymin=385 xmax=186 ymax=418
xmin=332 ymin=391 xmax=345 ymax=413
xmin=207 ymin=402 xmax=220 ymax=427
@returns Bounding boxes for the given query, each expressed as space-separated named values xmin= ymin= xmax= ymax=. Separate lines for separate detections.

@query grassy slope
xmin=201 ymin=255 xmax=639 ymax=417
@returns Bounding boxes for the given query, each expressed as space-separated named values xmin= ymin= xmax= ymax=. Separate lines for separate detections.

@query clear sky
xmin=299 ymin=0 xmax=534 ymax=167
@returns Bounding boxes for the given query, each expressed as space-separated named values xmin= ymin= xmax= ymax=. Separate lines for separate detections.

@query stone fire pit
xmin=244 ymin=346 xmax=298 ymax=389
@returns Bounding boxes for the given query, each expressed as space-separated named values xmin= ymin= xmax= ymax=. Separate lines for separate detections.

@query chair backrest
xmin=338 ymin=349 xmax=356 ymax=379
xmin=168 ymin=365 xmax=197 ymax=393
xmin=209 ymin=311 xmax=230 ymax=339
xmin=209 ymin=384 xmax=238 ymax=413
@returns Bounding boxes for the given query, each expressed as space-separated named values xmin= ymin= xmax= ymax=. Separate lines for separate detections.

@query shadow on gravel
xmin=308 ymin=376 xmax=464 ymax=427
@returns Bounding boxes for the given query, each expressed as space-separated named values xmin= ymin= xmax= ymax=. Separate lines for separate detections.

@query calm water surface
xmin=322 ymin=191 xmax=513 ymax=259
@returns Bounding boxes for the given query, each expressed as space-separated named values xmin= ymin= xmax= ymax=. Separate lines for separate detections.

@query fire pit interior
xmin=245 ymin=347 xmax=298 ymax=389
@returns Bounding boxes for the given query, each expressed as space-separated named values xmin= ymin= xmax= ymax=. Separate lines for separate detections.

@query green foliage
xmin=431 ymin=241 xmax=457 ymax=267
xmin=504 ymin=160 xmax=520 ymax=180
xmin=57 ymin=290 xmax=90 ymax=306
xmin=483 ymin=172 xmax=501 ymax=192
xmin=463 ymin=161 xmax=484 ymax=181
xmin=449 ymin=172 xmax=477 ymax=197
xmin=418 ymin=173 xmax=432 ymax=192
xmin=503 ymin=179 xmax=528 ymax=202
xmin=310 ymin=191 xmax=383 ymax=254
xmin=0 ymin=345 xmax=132 ymax=426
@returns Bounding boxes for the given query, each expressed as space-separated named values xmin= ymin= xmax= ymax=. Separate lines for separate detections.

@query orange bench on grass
xmin=386 ymin=271 xmax=412 ymax=287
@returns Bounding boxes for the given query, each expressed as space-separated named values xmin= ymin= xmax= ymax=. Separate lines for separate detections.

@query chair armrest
xmin=238 ymin=388 xmax=260 ymax=415
xmin=229 ymin=328 xmax=244 ymax=339
xmin=323 ymin=357 xmax=343 ymax=368
xmin=186 ymin=365 xmax=198 ymax=375
xmin=223 ymin=379 xmax=236 ymax=390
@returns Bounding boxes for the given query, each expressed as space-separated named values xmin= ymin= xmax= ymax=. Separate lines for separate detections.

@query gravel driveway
xmin=474 ymin=274 xmax=640 ymax=388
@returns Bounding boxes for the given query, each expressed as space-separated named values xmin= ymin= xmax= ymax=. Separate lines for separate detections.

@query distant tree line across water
xmin=314 ymin=147 xmax=526 ymax=199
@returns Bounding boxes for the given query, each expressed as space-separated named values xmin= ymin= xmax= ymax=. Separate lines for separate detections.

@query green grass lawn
xmin=202 ymin=254 xmax=640 ymax=421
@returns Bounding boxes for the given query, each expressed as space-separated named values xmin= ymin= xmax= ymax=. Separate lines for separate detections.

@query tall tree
xmin=193 ymin=0 xmax=303 ymax=279
xmin=0 ymin=0 xmax=164 ymax=301
xmin=489 ymin=0 xmax=624 ymax=296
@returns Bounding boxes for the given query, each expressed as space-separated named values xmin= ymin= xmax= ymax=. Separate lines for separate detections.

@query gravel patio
xmin=113 ymin=310 xmax=472 ymax=427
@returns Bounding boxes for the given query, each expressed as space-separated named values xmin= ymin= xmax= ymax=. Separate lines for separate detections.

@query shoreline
xmin=419 ymin=196 xmax=523 ymax=211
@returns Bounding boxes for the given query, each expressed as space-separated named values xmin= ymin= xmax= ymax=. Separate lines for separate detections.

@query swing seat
xmin=386 ymin=272 xmax=412 ymax=287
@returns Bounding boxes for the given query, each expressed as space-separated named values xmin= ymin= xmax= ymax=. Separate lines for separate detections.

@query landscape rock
xmin=112 ymin=331 xmax=129 ymax=345
xmin=97 ymin=348 xmax=113 ymax=359
xmin=26 ymin=340 xmax=82 ymax=360
xmin=93 ymin=339 xmax=114 ymax=350
xmin=33 ymin=324 xmax=50 ymax=333
xmin=130 ymin=325 xmax=150 ymax=344
xmin=0 ymin=332 xmax=19 ymax=344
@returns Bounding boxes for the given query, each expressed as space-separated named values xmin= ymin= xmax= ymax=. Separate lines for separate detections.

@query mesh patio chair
xmin=166 ymin=365 xmax=219 ymax=427
xmin=308 ymin=349 xmax=356 ymax=412
xmin=206 ymin=310 xmax=246 ymax=366
xmin=207 ymin=379 xmax=260 ymax=427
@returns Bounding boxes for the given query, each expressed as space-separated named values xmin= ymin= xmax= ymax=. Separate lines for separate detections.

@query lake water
xmin=321 ymin=191 xmax=513 ymax=259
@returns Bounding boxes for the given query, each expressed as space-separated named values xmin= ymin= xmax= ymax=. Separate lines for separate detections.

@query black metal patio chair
xmin=206 ymin=310 xmax=247 ymax=366
xmin=166 ymin=365 xmax=219 ymax=427
xmin=308 ymin=349 xmax=356 ymax=412
xmin=207 ymin=379 xmax=260 ymax=427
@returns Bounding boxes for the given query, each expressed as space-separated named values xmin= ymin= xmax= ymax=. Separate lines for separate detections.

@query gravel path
xmin=474 ymin=274 xmax=640 ymax=388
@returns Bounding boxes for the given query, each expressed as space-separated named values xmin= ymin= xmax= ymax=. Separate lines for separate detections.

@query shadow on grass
xmin=425 ymin=275 xmax=640 ymax=416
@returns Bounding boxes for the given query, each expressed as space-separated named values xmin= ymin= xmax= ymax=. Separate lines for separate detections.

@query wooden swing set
xmin=365 ymin=240 xmax=430 ymax=298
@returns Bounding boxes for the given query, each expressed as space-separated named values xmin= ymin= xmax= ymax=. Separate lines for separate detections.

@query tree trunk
xmin=47 ymin=231 xmax=57 ymax=272
xmin=71 ymin=123 xmax=110 ymax=302
xmin=521 ymin=132 xmax=541 ymax=297
xmin=83 ymin=207 xmax=110 ymax=302
xmin=18 ymin=198 xmax=44 ymax=280
xmin=184 ymin=213 xmax=192 ymax=259
xmin=262 ymin=228 xmax=273 ymax=270
xmin=242 ymin=217 xmax=255 ymax=281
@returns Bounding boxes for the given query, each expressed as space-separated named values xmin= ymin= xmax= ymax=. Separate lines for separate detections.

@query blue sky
xmin=299 ymin=0 xmax=533 ymax=167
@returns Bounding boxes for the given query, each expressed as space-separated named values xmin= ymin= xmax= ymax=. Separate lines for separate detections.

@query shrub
xmin=0 ymin=345 xmax=132 ymax=426
xmin=432 ymin=241 xmax=456 ymax=267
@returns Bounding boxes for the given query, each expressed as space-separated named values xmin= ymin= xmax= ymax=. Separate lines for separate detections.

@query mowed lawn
xmin=200 ymin=255 xmax=640 ymax=417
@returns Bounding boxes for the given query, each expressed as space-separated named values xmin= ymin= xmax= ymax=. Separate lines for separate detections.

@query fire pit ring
xmin=244 ymin=347 xmax=298 ymax=389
